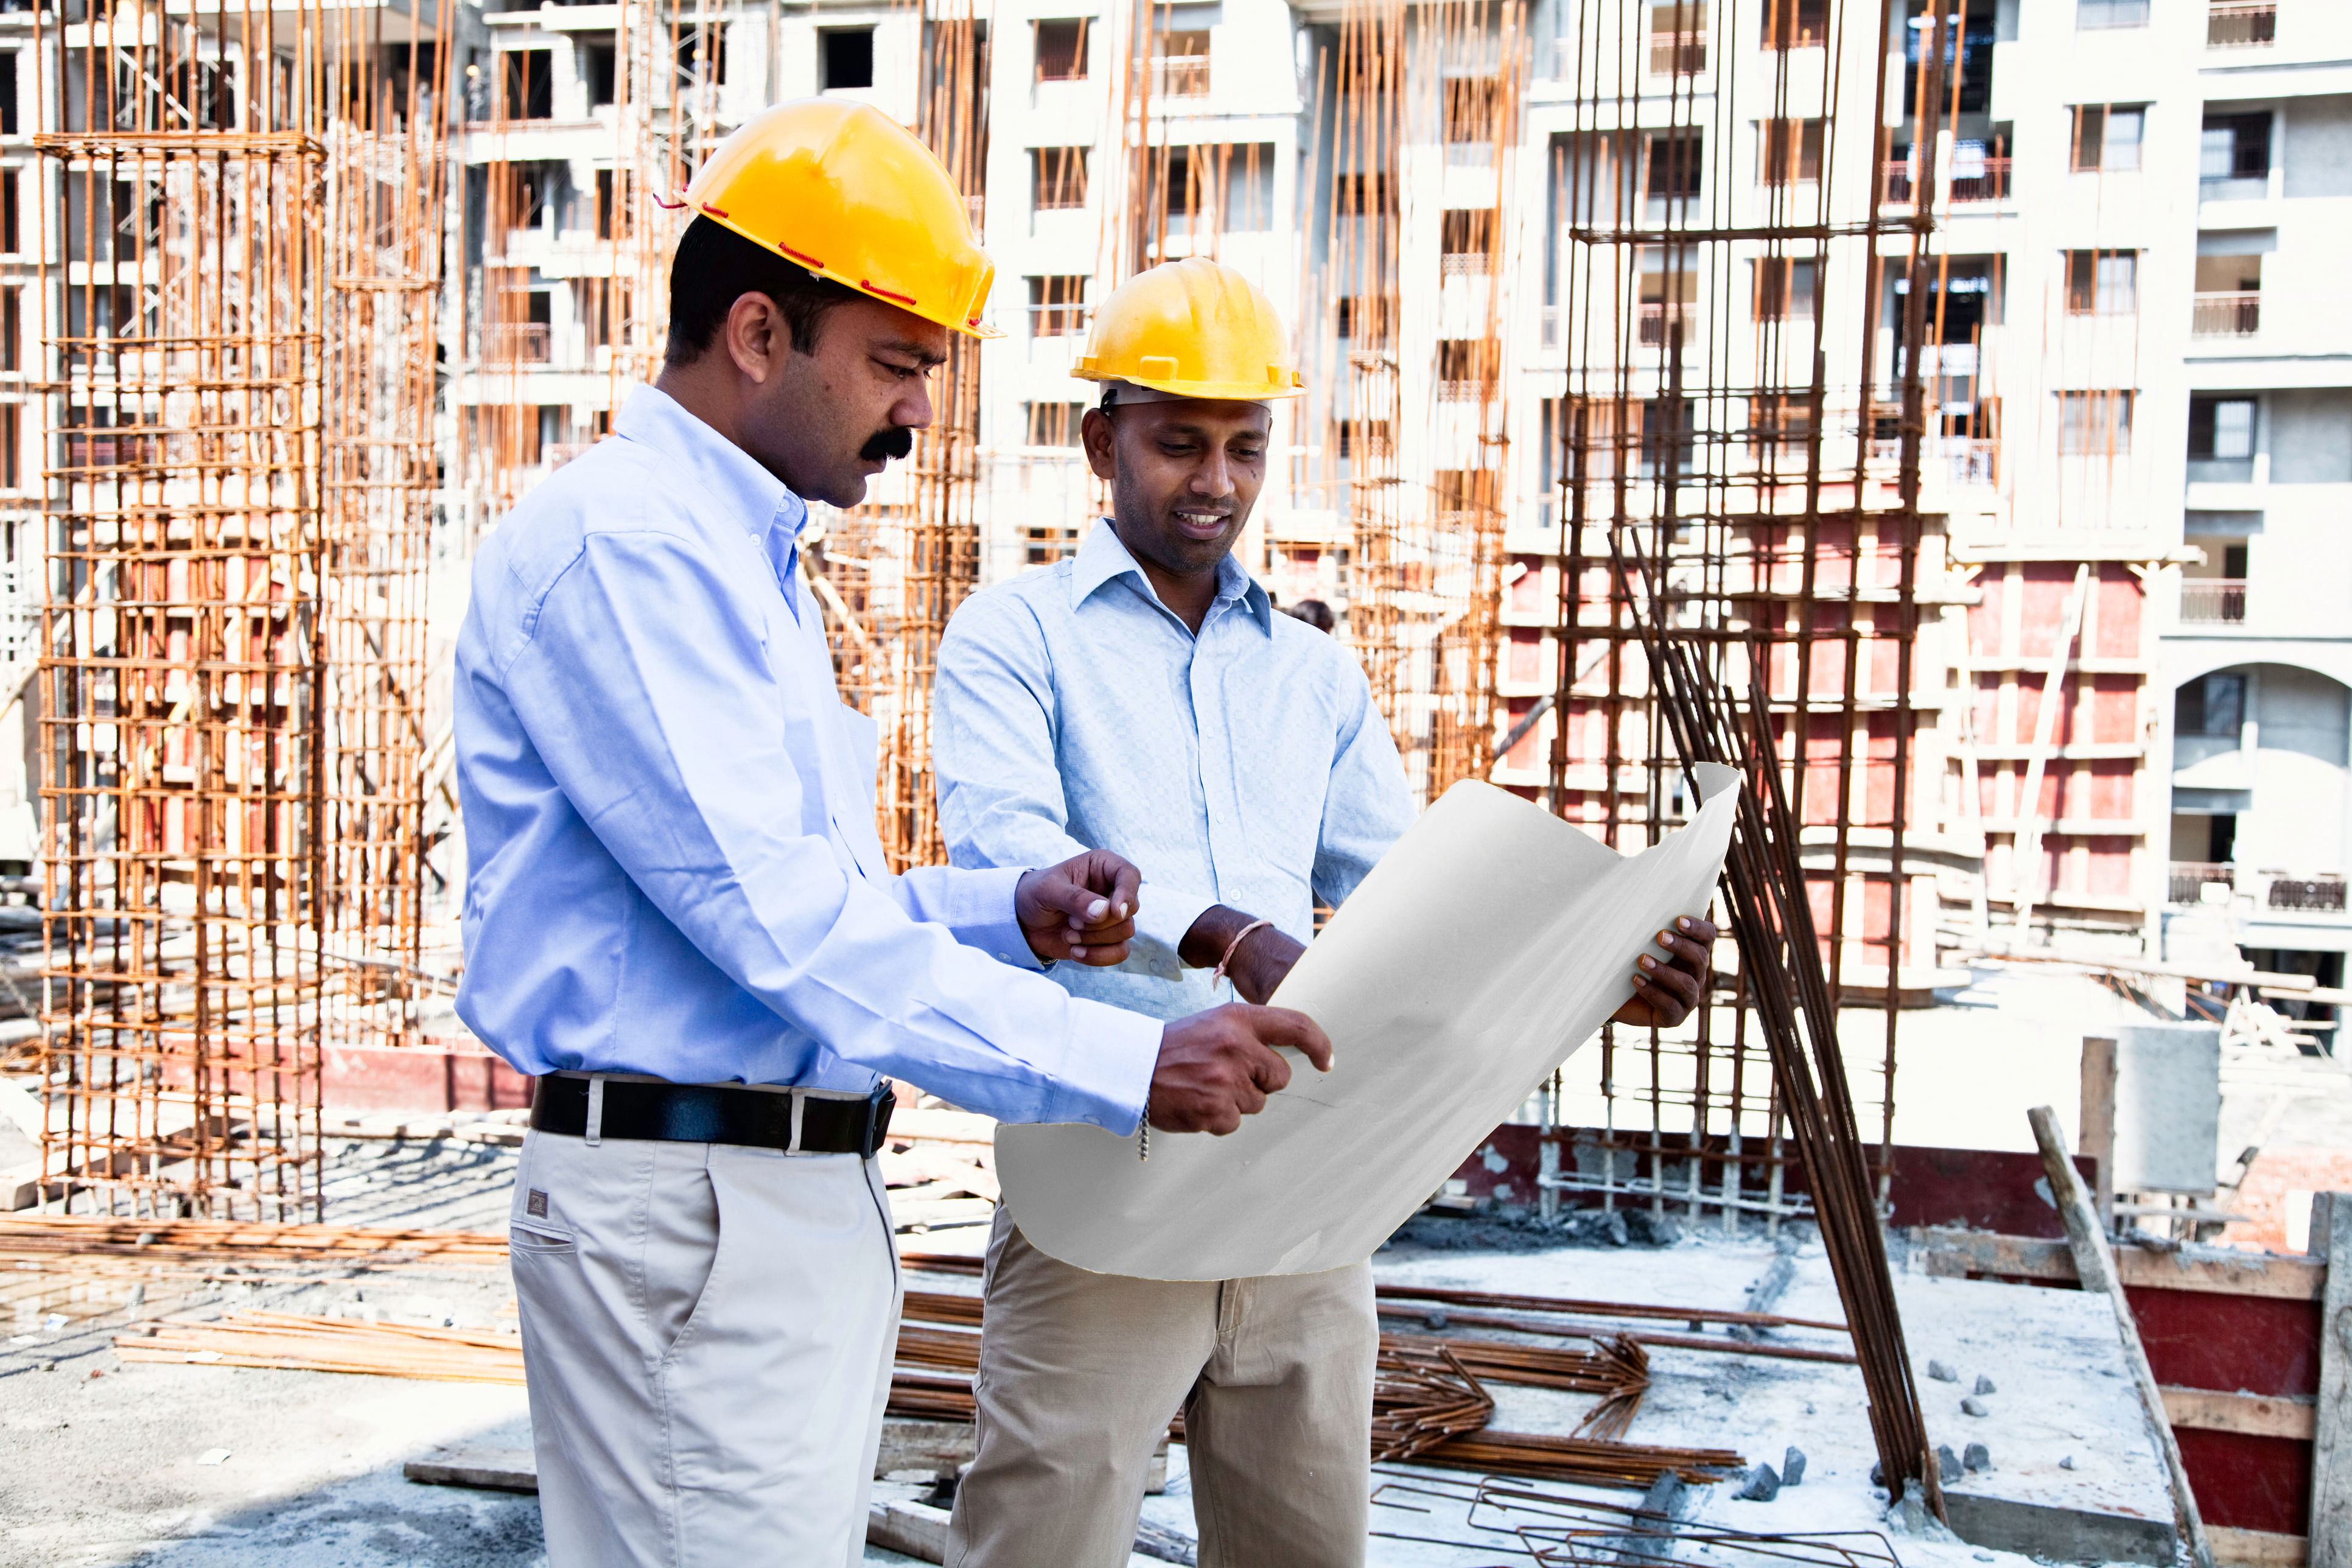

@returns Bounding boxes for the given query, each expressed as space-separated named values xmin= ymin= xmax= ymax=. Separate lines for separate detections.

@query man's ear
xmin=723 ymin=292 xmax=784 ymax=385
xmin=1080 ymin=406 xmax=1119 ymax=483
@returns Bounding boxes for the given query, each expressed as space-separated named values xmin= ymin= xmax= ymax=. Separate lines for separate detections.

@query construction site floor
xmin=1 ymin=1138 xmax=2177 ymax=1567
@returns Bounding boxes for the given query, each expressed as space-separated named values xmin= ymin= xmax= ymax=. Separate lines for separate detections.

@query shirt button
xmin=996 ymin=951 xmax=1013 ymax=962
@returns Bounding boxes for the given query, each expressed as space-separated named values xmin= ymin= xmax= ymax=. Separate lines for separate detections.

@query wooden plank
xmin=2031 ymin=1104 xmax=2217 ymax=1568
xmin=2311 ymin=1192 xmax=2352 ymax=1568
xmin=2084 ymin=1035 xmax=2118 ymax=1223
xmin=1911 ymin=1227 xmax=2323 ymax=1301
xmin=2161 ymin=1386 xmax=2318 ymax=1440
xmin=2211 ymin=1527 xmax=2309 ymax=1568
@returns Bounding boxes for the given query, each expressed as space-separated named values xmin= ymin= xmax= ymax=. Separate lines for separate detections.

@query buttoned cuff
xmin=1129 ymin=880 xmax=1219 ymax=983
xmin=1028 ymin=998 xmax=1164 ymax=1135
xmin=943 ymin=864 xmax=1046 ymax=972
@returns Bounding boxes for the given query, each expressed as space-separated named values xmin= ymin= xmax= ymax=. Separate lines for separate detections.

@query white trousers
xmin=508 ymin=1127 xmax=902 ymax=1567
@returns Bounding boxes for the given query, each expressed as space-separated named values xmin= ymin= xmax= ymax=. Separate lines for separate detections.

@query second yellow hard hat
xmin=682 ymin=98 xmax=1002 ymax=340
xmin=1075 ymin=258 xmax=1304 ymax=401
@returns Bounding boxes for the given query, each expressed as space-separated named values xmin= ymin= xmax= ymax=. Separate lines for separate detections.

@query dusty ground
xmin=2 ymin=1129 xmax=2177 ymax=1567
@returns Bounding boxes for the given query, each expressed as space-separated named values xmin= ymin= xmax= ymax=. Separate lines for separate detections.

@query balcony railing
xmin=1637 ymin=302 xmax=1694 ymax=347
xmin=2169 ymin=861 xmax=2235 ymax=905
xmin=1647 ymin=30 xmax=1707 ymax=76
xmin=2193 ymin=292 xmax=2260 ymax=337
xmin=1881 ymin=158 xmax=2007 ymax=205
xmin=1151 ymin=55 xmax=1210 ymax=99
xmin=2270 ymin=876 xmax=2348 ymax=912
xmin=2208 ymin=2 xmax=2277 ymax=47
xmin=1950 ymin=156 xmax=2011 ymax=203
xmin=486 ymin=323 xmax=551 ymax=364
xmin=2180 ymin=578 xmax=2247 ymax=625
xmin=1945 ymin=439 xmax=1999 ymax=488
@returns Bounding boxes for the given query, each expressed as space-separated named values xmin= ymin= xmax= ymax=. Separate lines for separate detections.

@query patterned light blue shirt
xmin=934 ymin=519 xmax=1415 ymax=1023
xmin=452 ymin=387 xmax=1162 ymax=1130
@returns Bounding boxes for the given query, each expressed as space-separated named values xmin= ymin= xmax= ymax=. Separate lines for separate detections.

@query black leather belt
xmin=529 ymin=1075 xmax=895 ymax=1157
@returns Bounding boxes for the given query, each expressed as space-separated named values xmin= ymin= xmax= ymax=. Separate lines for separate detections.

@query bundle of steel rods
xmin=2 ymin=1217 xmax=510 ymax=1265
xmin=1372 ymin=1343 xmax=1498 ymax=1460
xmin=1616 ymin=556 xmax=1942 ymax=1516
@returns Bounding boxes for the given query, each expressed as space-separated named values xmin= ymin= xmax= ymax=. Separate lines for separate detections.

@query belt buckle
xmin=863 ymin=1084 xmax=895 ymax=1158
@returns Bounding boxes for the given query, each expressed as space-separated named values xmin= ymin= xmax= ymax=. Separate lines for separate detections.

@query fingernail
xmin=1069 ymin=945 xmax=1087 ymax=958
xmin=1657 ymin=932 xmax=1675 ymax=947
xmin=1677 ymin=917 xmax=1693 ymax=931
xmin=1118 ymin=902 xmax=1130 ymax=919
xmin=1087 ymin=898 xmax=1108 ymax=920
xmin=1639 ymin=955 xmax=1658 ymax=970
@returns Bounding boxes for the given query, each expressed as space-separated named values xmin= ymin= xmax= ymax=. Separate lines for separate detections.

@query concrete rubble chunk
xmin=1781 ymin=1446 xmax=1805 ymax=1486
xmin=1936 ymin=1443 xmax=1962 ymax=1482
xmin=1960 ymin=1395 xmax=1990 ymax=1417
xmin=1927 ymin=1359 xmax=1959 ymax=1382
xmin=1962 ymin=1441 xmax=1992 ymax=1472
xmin=1733 ymin=1463 xmax=1780 ymax=1502
xmin=2059 ymin=1454 xmax=2076 ymax=1470
xmin=1972 ymin=1374 xmax=1996 ymax=1396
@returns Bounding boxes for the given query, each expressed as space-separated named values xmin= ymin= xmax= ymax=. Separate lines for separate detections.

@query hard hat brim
xmin=1073 ymin=363 xmax=1304 ymax=400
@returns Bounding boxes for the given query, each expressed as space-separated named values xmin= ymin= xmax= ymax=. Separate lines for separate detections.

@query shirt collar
xmin=1068 ymin=518 xmax=1273 ymax=636
xmin=614 ymin=383 xmax=809 ymax=547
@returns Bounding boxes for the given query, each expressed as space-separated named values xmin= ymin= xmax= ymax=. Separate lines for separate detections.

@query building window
xmin=1335 ymin=294 xmax=1395 ymax=344
xmin=677 ymin=26 xmax=726 ymax=88
xmin=1758 ymin=118 xmax=1824 ymax=186
xmin=584 ymin=40 xmax=616 ymax=109
xmin=1335 ymin=419 xmax=1391 ymax=461
xmin=2063 ymin=250 xmax=2136 ymax=315
xmin=2070 ymin=105 xmax=2144 ymax=173
xmin=2057 ymin=390 xmax=2133 ymax=456
xmin=1436 ymin=339 xmax=1499 ymax=401
xmin=1646 ymin=131 xmax=1703 ymax=208
xmin=0 ymin=53 xmax=16 ymax=136
xmin=821 ymin=28 xmax=873 ymax=91
xmin=1 ymin=170 xmax=17 ymax=254
xmin=501 ymin=50 xmax=553 ymax=121
xmin=2188 ymin=395 xmax=2256 ymax=480
xmin=0 ymin=405 xmax=16 ymax=489
xmin=1440 ymin=209 xmax=1497 ymax=276
xmin=1027 ymin=276 xmax=1085 ymax=337
xmin=1152 ymin=29 xmax=1211 ymax=99
xmin=1035 ymin=19 xmax=1088 ymax=82
xmin=1763 ymin=0 xmax=1829 ymax=51
xmin=1647 ymin=1 xmax=1706 ymax=77
xmin=1153 ymin=143 xmax=1273 ymax=237
xmin=2076 ymin=0 xmax=2150 ymax=29
xmin=2177 ymin=671 xmax=2246 ymax=738
xmin=2201 ymin=111 xmax=2272 ymax=184
xmin=1 ymin=287 xmax=17 ymax=371
xmin=1032 ymin=147 xmax=1088 ymax=211
xmin=1746 ymin=393 xmax=1815 ymax=460
xmin=2193 ymin=251 xmax=2262 ymax=337
xmin=1023 ymin=402 xmax=1087 ymax=447
xmin=1638 ymin=396 xmax=1696 ymax=477
xmin=1752 ymin=256 xmax=1818 ymax=320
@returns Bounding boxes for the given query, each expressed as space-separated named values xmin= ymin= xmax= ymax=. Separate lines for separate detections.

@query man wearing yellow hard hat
xmin=932 ymin=258 xmax=1718 ymax=1563
xmin=453 ymin=105 xmax=1338 ymax=1566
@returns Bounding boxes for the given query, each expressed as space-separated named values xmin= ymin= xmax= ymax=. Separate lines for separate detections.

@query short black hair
xmin=663 ymin=215 xmax=869 ymax=366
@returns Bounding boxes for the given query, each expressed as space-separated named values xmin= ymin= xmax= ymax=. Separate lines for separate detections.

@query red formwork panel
xmin=2170 ymin=1427 xmax=2311 ymax=1536
xmin=320 ymin=1043 xmax=536 ymax=1114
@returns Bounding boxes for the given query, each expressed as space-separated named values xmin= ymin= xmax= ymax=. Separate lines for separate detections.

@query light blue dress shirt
xmin=453 ymin=387 xmax=1162 ymax=1130
xmin=934 ymin=519 xmax=1416 ymax=1023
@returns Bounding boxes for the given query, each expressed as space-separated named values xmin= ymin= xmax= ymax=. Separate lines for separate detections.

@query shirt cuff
xmin=1129 ymin=880 xmax=1219 ymax=983
xmin=942 ymin=864 xmax=1045 ymax=972
xmin=1024 ymin=997 xmax=1164 ymax=1135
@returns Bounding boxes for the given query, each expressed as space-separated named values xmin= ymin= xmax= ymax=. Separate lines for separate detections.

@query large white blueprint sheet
xmin=996 ymin=763 xmax=1741 ymax=1281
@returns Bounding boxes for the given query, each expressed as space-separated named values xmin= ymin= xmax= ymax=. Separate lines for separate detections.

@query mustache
xmin=860 ymin=427 xmax=915 ymax=463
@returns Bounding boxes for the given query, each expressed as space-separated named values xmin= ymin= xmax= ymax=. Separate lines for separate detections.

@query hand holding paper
xmin=997 ymin=763 xmax=1742 ymax=1281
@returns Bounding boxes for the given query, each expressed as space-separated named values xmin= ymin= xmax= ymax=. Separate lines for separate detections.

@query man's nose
xmin=1192 ymin=449 xmax=1236 ymax=498
xmin=895 ymin=379 xmax=935 ymax=432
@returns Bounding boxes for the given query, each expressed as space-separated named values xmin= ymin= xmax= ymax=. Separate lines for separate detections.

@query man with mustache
xmin=931 ymin=257 xmax=1718 ymax=1566
xmin=453 ymin=108 xmax=1332 ymax=1567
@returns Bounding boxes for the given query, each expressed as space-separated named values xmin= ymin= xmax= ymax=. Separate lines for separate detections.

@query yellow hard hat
xmin=681 ymin=99 xmax=1002 ymax=340
xmin=1074 ymin=258 xmax=1304 ymax=401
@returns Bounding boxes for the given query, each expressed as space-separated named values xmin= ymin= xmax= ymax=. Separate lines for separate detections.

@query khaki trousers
xmin=508 ymin=1127 xmax=901 ymax=1567
xmin=947 ymin=1206 xmax=1376 ymax=1568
